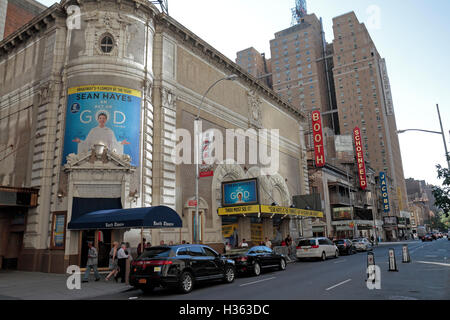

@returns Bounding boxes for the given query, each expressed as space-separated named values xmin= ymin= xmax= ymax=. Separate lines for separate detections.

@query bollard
xmin=366 ymin=251 xmax=375 ymax=279
xmin=388 ymin=248 xmax=398 ymax=271
xmin=402 ymin=244 xmax=411 ymax=263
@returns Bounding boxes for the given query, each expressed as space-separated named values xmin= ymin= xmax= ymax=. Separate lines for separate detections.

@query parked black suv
xmin=130 ymin=244 xmax=236 ymax=294
xmin=333 ymin=239 xmax=356 ymax=255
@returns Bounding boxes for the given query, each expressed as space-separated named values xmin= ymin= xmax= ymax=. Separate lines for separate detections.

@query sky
xmin=38 ymin=0 xmax=450 ymax=187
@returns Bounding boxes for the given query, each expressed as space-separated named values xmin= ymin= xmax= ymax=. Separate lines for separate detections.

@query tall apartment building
xmin=331 ymin=11 xmax=408 ymax=216
xmin=235 ymin=47 xmax=272 ymax=87
xmin=268 ymin=14 xmax=333 ymax=118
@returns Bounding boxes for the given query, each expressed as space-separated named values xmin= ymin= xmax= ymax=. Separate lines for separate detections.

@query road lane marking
xmin=239 ymin=277 xmax=276 ymax=287
xmin=325 ymin=279 xmax=352 ymax=291
xmin=416 ymin=261 xmax=450 ymax=267
xmin=334 ymin=259 xmax=346 ymax=264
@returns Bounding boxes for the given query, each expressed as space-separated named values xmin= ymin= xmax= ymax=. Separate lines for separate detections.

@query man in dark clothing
xmin=137 ymin=238 xmax=146 ymax=256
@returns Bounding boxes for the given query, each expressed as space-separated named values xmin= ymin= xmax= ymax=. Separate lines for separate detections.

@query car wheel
xmin=321 ymin=251 xmax=326 ymax=261
xmin=335 ymin=250 xmax=339 ymax=258
xmin=179 ymin=271 xmax=194 ymax=294
xmin=279 ymin=258 xmax=286 ymax=271
xmin=253 ymin=262 xmax=261 ymax=276
xmin=223 ymin=266 xmax=235 ymax=283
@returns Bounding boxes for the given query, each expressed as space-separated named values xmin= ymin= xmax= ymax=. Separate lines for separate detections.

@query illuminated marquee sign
xmin=311 ymin=110 xmax=325 ymax=167
xmin=379 ymin=171 xmax=390 ymax=213
xmin=353 ymin=127 xmax=367 ymax=190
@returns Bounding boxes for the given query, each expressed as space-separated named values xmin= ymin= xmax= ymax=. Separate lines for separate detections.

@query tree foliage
xmin=432 ymin=155 xmax=450 ymax=218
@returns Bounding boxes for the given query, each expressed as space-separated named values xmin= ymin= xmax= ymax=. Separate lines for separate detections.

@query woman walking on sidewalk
xmin=105 ymin=241 xmax=119 ymax=281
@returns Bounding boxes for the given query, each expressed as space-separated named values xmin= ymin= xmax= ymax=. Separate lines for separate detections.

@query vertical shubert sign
xmin=353 ymin=126 xmax=367 ymax=190
xmin=311 ymin=111 xmax=325 ymax=167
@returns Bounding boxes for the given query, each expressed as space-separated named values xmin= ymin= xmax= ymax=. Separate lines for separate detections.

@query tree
xmin=432 ymin=155 xmax=450 ymax=218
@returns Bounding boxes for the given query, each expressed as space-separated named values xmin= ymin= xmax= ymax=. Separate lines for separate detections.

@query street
xmin=96 ymin=239 xmax=449 ymax=300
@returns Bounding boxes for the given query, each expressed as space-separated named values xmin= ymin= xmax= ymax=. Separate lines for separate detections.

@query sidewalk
xmin=0 ymin=270 xmax=133 ymax=300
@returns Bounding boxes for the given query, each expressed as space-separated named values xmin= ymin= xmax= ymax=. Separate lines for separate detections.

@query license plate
xmin=304 ymin=248 xmax=308 ymax=251
xmin=138 ymin=279 xmax=147 ymax=284
xmin=154 ymin=267 xmax=161 ymax=272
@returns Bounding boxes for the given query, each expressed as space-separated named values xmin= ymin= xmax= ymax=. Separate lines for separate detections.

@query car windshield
xmin=140 ymin=247 xmax=172 ymax=259
xmin=298 ymin=239 xmax=316 ymax=246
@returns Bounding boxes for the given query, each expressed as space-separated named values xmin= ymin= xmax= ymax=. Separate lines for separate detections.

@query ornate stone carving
xmin=247 ymin=90 xmax=262 ymax=129
xmin=81 ymin=11 xmax=134 ymax=58
xmin=38 ymin=82 xmax=52 ymax=105
xmin=161 ymin=87 xmax=176 ymax=110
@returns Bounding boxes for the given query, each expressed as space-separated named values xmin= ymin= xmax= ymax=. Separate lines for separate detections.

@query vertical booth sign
xmin=311 ymin=110 xmax=325 ymax=167
xmin=379 ymin=172 xmax=390 ymax=212
xmin=353 ymin=127 xmax=367 ymax=190
xmin=62 ymin=86 xmax=142 ymax=167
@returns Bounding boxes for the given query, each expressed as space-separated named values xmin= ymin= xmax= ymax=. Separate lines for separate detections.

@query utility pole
xmin=436 ymin=104 xmax=450 ymax=170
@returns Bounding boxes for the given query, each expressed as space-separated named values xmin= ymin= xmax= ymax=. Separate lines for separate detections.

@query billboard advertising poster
xmin=63 ymin=86 xmax=142 ymax=167
xmin=222 ymin=178 xmax=259 ymax=207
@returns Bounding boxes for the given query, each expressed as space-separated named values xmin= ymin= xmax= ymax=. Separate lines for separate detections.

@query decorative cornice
xmin=0 ymin=4 xmax=64 ymax=56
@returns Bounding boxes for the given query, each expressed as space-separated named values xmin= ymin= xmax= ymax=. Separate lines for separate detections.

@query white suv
xmin=296 ymin=237 xmax=339 ymax=261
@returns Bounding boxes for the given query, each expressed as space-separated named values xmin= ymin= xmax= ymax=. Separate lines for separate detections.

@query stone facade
xmin=0 ymin=0 xmax=309 ymax=273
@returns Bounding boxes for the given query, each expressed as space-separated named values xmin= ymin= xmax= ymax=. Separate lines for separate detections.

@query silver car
xmin=352 ymin=238 xmax=373 ymax=252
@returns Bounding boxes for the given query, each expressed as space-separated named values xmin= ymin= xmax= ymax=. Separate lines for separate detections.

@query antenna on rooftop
xmin=291 ymin=0 xmax=307 ymax=26
xmin=151 ymin=0 xmax=169 ymax=15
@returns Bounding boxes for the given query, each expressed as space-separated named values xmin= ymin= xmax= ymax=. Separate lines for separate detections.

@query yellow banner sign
xmin=260 ymin=205 xmax=323 ymax=218
xmin=68 ymin=85 xmax=142 ymax=98
xmin=218 ymin=205 xmax=260 ymax=215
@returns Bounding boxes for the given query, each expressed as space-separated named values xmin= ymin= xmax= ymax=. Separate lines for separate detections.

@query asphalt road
xmin=97 ymin=239 xmax=450 ymax=300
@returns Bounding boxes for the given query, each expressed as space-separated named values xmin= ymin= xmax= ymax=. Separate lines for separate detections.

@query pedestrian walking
xmin=225 ymin=242 xmax=231 ymax=252
xmin=160 ymin=240 xmax=165 ymax=245
xmin=137 ymin=238 xmax=146 ymax=256
xmin=125 ymin=242 xmax=133 ymax=284
xmin=145 ymin=242 xmax=151 ymax=248
xmin=264 ymin=237 xmax=272 ymax=249
xmin=82 ymin=241 xmax=100 ymax=282
xmin=115 ymin=242 xmax=129 ymax=283
xmin=105 ymin=241 xmax=119 ymax=281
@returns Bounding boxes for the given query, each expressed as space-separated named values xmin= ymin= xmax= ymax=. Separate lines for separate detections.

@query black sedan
xmin=422 ymin=234 xmax=433 ymax=242
xmin=333 ymin=239 xmax=356 ymax=255
xmin=224 ymin=246 xmax=287 ymax=276
xmin=130 ymin=244 xmax=236 ymax=294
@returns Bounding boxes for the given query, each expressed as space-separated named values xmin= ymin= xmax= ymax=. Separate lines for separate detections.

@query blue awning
xmin=67 ymin=206 xmax=182 ymax=230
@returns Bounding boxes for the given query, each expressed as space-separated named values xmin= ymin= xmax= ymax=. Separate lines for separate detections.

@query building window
xmin=100 ymin=34 xmax=114 ymax=53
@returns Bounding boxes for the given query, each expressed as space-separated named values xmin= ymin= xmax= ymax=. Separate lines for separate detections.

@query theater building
xmin=0 ymin=0 xmax=314 ymax=273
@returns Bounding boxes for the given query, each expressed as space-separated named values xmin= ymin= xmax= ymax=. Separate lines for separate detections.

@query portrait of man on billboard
xmin=71 ymin=111 xmax=130 ymax=154
xmin=62 ymin=86 xmax=141 ymax=167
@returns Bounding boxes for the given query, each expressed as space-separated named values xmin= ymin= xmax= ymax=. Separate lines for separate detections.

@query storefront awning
xmin=67 ymin=205 xmax=182 ymax=230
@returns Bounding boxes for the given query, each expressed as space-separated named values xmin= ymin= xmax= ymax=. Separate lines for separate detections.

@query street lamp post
xmin=194 ymin=74 xmax=238 ymax=244
xmin=397 ymin=104 xmax=449 ymax=170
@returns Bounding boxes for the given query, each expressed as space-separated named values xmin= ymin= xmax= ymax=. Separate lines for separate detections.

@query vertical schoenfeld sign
xmin=353 ymin=126 xmax=367 ymax=190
